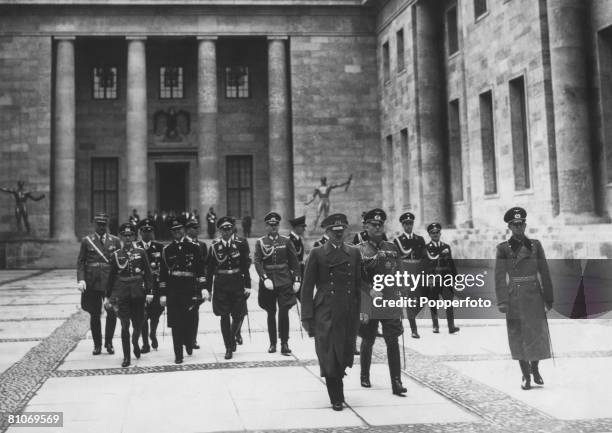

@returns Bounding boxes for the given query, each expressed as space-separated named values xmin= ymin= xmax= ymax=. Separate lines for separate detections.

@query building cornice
xmin=0 ymin=0 xmax=364 ymax=5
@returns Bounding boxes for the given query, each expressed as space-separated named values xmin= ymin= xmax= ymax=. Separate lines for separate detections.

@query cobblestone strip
xmin=434 ymin=350 xmax=612 ymax=363
xmin=0 ymin=317 xmax=71 ymax=322
xmin=247 ymin=422 xmax=493 ymax=433
xmin=52 ymin=358 xmax=321 ymax=377
xmin=0 ymin=270 xmax=50 ymax=288
xmin=0 ymin=310 xmax=89 ymax=433
xmin=0 ymin=337 xmax=43 ymax=343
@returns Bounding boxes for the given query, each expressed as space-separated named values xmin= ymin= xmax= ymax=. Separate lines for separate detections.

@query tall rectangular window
xmin=92 ymin=66 xmax=118 ymax=100
xmin=509 ymin=76 xmax=530 ymax=190
xmin=91 ymin=158 xmax=118 ymax=221
xmin=396 ymin=29 xmax=405 ymax=72
xmin=225 ymin=66 xmax=250 ymax=99
xmin=480 ymin=90 xmax=497 ymax=194
xmin=474 ymin=0 xmax=487 ymax=19
xmin=448 ymin=99 xmax=463 ymax=201
xmin=226 ymin=155 xmax=253 ymax=217
xmin=447 ymin=6 xmax=459 ymax=55
xmin=382 ymin=41 xmax=390 ymax=83
xmin=159 ymin=66 xmax=184 ymax=99
xmin=400 ymin=128 xmax=410 ymax=205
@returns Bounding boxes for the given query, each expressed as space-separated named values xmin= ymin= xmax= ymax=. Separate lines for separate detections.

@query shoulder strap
xmin=86 ymin=236 xmax=110 ymax=263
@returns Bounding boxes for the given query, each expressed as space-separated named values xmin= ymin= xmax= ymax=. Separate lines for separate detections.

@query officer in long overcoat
xmin=495 ymin=207 xmax=553 ymax=390
xmin=301 ymin=214 xmax=361 ymax=411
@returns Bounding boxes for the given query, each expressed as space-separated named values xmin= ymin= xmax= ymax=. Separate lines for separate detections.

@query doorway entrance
xmin=156 ymin=162 xmax=189 ymax=215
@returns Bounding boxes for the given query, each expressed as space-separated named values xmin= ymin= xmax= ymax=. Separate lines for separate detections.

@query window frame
xmin=224 ymin=65 xmax=251 ymax=99
xmin=92 ymin=66 xmax=119 ymax=100
xmin=159 ymin=65 xmax=185 ymax=100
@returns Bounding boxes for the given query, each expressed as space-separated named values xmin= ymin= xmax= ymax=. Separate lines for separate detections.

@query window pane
xmin=447 ymin=6 xmax=459 ymax=55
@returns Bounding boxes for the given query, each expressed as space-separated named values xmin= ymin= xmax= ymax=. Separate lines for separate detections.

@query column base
xmin=553 ymin=212 xmax=611 ymax=225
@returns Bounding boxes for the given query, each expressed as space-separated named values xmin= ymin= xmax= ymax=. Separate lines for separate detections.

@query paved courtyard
xmin=1 ymin=270 xmax=612 ymax=432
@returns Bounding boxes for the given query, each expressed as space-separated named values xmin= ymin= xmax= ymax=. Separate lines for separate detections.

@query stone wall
xmin=290 ymin=35 xmax=381 ymax=227
xmin=0 ymin=36 xmax=52 ymax=238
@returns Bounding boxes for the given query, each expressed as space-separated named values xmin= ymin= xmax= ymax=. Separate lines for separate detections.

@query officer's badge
xmin=151 ymin=263 xmax=157 ymax=269
xmin=442 ymin=248 xmax=449 ymax=255
xmin=374 ymin=215 xmax=381 ymax=221
xmin=135 ymin=267 xmax=141 ymax=273
xmin=385 ymin=261 xmax=392 ymax=269
xmin=515 ymin=213 xmax=521 ymax=219
xmin=153 ymin=252 xmax=161 ymax=257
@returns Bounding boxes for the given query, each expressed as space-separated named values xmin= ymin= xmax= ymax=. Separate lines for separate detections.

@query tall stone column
xmin=53 ymin=37 xmax=76 ymax=240
xmin=197 ymin=36 xmax=219 ymax=217
xmin=548 ymin=0 xmax=599 ymax=223
xmin=268 ymin=36 xmax=292 ymax=224
xmin=414 ymin=1 xmax=447 ymax=225
xmin=126 ymin=37 xmax=148 ymax=216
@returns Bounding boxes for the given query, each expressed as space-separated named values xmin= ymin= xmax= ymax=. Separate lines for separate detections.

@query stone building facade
xmin=1 ymin=0 xmax=612 ymax=266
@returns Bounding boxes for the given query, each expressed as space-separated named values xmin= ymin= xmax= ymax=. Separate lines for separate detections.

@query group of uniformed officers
xmin=77 ymin=204 xmax=553 ymax=411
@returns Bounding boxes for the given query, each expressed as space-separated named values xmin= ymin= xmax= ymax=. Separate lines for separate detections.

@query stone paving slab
xmin=0 ymin=341 xmax=39 ymax=375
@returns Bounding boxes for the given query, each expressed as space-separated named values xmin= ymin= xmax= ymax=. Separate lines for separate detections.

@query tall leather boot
xmin=530 ymin=361 xmax=544 ymax=385
xmin=430 ymin=308 xmax=439 ymax=333
xmin=447 ymin=306 xmax=460 ymax=334
xmin=221 ymin=315 xmax=233 ymax=360
xmin=386 ymin=336 xmax=406 ymax=396
xmin=141 ymin=317 xmax=151 ymax=353
xmin=267 ymin=311 xmax=277 ymax=353
xmin=121 ymin=321 xmax=131 ymax=367
xmin=360 ymin=338 xmax=373 ymax=388
xmin=171 ymin=327 xmax=183 ymax=364
xmin=519 ymin=360 xmax=531 ymax=390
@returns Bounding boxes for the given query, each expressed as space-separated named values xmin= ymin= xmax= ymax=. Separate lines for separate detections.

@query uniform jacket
xmin=289 ymin=232 xmax=305 ymax=263
xmin=495 ymin=236 xmax=553 ymax=360
xmin=357 ymin=240 xmax=401 ymax=319
xmin=352 ymin=230 xmax=388 ymax=245
xmin=423 ymin=241 xmax=457 ymax=277
xmin=106 ymin=244 xmax=153 ymax=299
xmin=184 ymin=236 xmax=208 ymax=276
xmin=393 ymin=232 xmax=426 ymax=295
xmin=135 ymin=240 xmax=164 ymax=283
xmin=159 ymin=240 xmax=206 ymax=296
xmin=301 ymin=241 xmax=362 ymax=377
xmin=254 ymin=234 xmax=300 ymax=288
xmin=206 ymin=236 xmax=251 ymax=292
xmin=76 ymin=232 xmax=122 ymax=292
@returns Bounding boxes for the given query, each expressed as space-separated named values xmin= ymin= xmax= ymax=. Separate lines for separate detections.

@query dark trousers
xmin=191 ymin=304 xmax=200 ymax=345
xmin=266 ymin=306 xmax=289 ymax=345
xmin=325 ymin=377 xmax=344 ymax=404
xmin=141 ymin=308 xmax=162 ymax=347
xmin=428 ymin=288 xmax=455 ymax=330
xmin=220 ymin=312 xmax=244 ymax=349
xmin=360 ymin=323 xmax=402 ymax=381
xmin=171 ymin=315 xmax=192 ymax=360
xmin=519 ymin=360 xmax=540 ymax=378
xmin=90 ymin=311 xmax=116 ymax=348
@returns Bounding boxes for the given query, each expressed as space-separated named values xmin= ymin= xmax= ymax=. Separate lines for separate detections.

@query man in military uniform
xmin=77 ymin=212 xmax=120 ymax=355
xmin=313 ymin=232 xmax=329 ymax=248
xmin=301 ymin=214 xmax=362 ymax=411
xmin=242 ymin=213 xmax=252 ymax=238
xmin=136 ymin=218 xmax=165 ymax=352
xmin=423 ymin=223 xmax=460 ymax=334
xmin=105 ymin=223 xmax=153 ymax=367
xmin=159 ymin=218 xmax=209 ymax=364
xmin=206 ymin=217 xmax=251 ymax=359
xmin=184 ymin=217 xmax=208 ymax=350
xmin=352 ymin=211 xmax=388 ymax=245
xmin=357 ymin=208 xmax=407 ymax=396
xmin=393 ymin=212 xmax=426 ymax=339
xmin=495 ymin=207 xmax=553 ymax=390
xmin=255 ymin=212 xmax=301 ymax=355
xmin=288 ymin=215 xmax=306 ymax=298
xmin=206 ymin=207 xmax=217 ymax=239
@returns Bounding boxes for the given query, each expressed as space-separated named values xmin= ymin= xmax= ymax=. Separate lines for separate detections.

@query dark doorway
xmin=157 ymin=162 xmax=189 ymax=215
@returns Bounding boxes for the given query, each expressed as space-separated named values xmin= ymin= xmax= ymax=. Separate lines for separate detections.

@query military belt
xmin=264 ymin=264 xmax=288 ymax=270
xmin=118 ymin=276 xmax=142 ymax=282
xmin=171 ymin=271 xmax=195 ymax=277
xmin=216 ymin=269 xmax=240 ymax=275
xmin=510 ymin=275 xmax=537 ymax=283
xmin=87 ymin=262 xmax=110 ymax=268
xmin=401 ymin=259 xmax=421 ymax=264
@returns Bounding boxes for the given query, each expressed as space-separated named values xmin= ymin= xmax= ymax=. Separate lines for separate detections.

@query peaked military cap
xmin=167 ymin=217 xmax=184 ymax=230
xmin=217 ymin=216 xmax=235 ymax=229
xmin=504 ymin=207 xmax=527 ymax=224
xmin=427 ymin=222 xmax=442 ymax=233
xmin=364 ymin=208 xmax=387 ymax=224
xmin=94 ymin=212 xmax=109 ymax=224
xmin=138 ymin=218 xmax=154 ymax=231
xmin=289 ymin=215 xmax=306 ymax=227
xmin=322 ymin=213 xmax=348 ymax=231
xmin=399 ymin=212 xmax=415 ymax=223
xmin=264 ymin=212 xmax=281 ymax=224
xmin=185 ymin=217 xmax=200 ymax=229
xmin=119 ymin=223 xmax=136 ymax=235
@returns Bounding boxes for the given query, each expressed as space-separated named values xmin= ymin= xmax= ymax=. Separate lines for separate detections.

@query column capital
xmin=197 ymin=35 xmax=218 ymax=41
xmin=54 ymin=36 xmax=76 ymax=41
xmin=267 ymin=35 xmax=289 ymax=41
xmin=126 ymin=35 xmax=148 ymax=41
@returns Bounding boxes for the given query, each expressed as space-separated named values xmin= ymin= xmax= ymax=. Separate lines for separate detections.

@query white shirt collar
xmin=404 ymin=231 xmax=413 ymax=239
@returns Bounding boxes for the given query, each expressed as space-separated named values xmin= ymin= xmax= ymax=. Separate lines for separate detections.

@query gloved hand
xmin=202 ymin=291 xmax=211 ymax=302
xmin=145 ymin=294 xmax=153 ymax=304
xmin=498 ymin=303 xmax=508 ymax=314
xmin=360 ymin=312 xmax=369 ymax=324
xmin=292 ymin=281 xmax=301 ymax=293
xmin=545 ymin=302 xmax=552 ymax=312
xmin=103 ymin=297 xmax=111 ymax=310
xmin=263 ymin=278 xmax=274 ymax=291
xmin=77 ymin=280 xmax=86 ymax=293
xmin=244 ymin=288 xmax=252 ymax=298
xmin=160 ymin=296 xmax=167 ymax=307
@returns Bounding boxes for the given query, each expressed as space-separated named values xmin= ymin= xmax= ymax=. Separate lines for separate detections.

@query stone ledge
xmin=0 ymin=239 xmax=79 ymax=269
